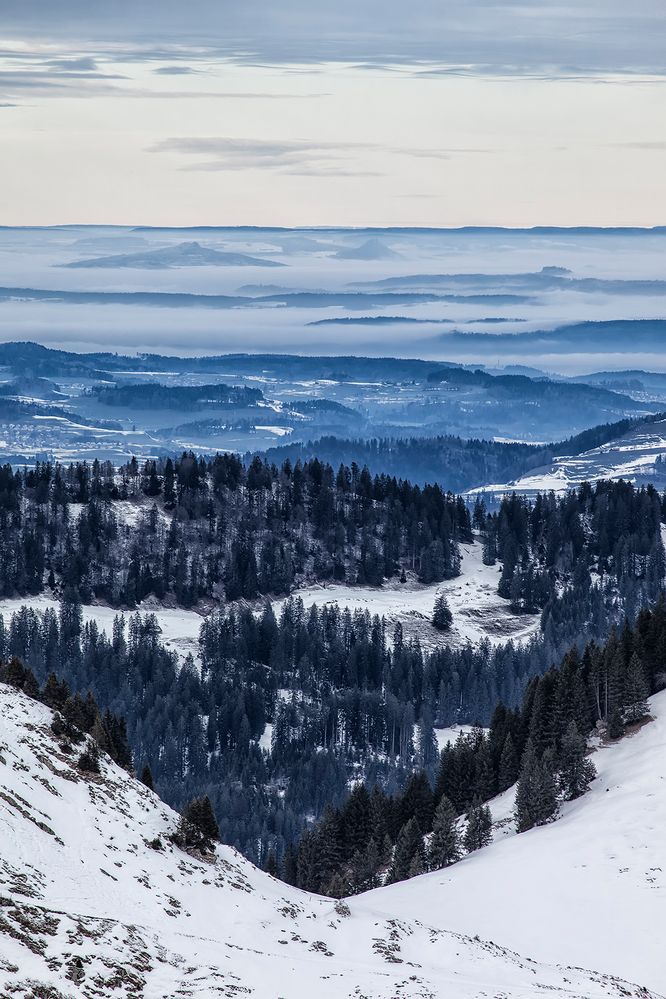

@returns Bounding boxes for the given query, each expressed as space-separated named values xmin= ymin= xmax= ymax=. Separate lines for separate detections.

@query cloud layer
xmin=3 ymin=1 xmax=666 ymax=76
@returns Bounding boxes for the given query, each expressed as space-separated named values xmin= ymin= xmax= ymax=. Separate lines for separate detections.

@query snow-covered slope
xmin=366 ymin=691 xmax=666 ymax=995
xmin=0 ymin=683 xmax=660 ymax=999
xmin=468 ymin=415 xmax=666 ymax=496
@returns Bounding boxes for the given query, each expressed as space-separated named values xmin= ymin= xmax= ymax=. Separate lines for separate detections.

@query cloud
xmin=1 ymin=1 xmax=666 ymax=77
xmin=150 ymin=136 xmax=496 ymax=176
xmin=153 ymin=65 xmax=199 ymax=75
xmin=610 ymin=141 xmax=666 ymax=151
xmin=0 ymin=49 xmax=321 ymax=102
xmin=45 ymin=56 xmax=100 ymax=71
xmin=150 ymin=136 xmax=384 ymax=176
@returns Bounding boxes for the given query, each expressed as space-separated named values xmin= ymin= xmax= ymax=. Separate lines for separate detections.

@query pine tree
xmin=607 ymin=707 xmax=624 ymax=739
xmin=341 ymin=783 xmax=371 ymax=859
xmin=140 ymin=764 xmax=154 ymax=791
xmin=399 ymin=772 xmax=434 ymax=833
xmin=408 ymin=850 xmax=425 ymax=879
xmin=175 ymin=795 xmax=220 ymax=852
xmin=77 ymin=741 xmax=100 ymax=775
xmin=327 ymin=872 xmax=349 ymax=899
xmin=296 ymin=830 xmax=320 ymax=892
xmin=389 ymin=818 xmax=424 ymax=883
xmin=432 ymin=593 xmax=453 ymax=631
xmin=42 ymin=672 xmax=69 ymax=710
xmin=498 ymin=733 xmax=519 ymax=791
xmin=558 ymin=721 xmax=596 ymax=801
xmin=315 ymin=805 xmax=343 ymax=890
xmin=347 ymin=840 xmax=380 ymax=893
xmin=264 ymin=849 xmax=278 ymax=878
xmin=514 ymin=739 xmax=559 ymax=833
xmin=622 ymin=652 xmax=649 ymax=724
xmin=463 ymin=800 xmax=492 ymax=852
xmin=428 ymin=795 xmax=461 ymax=870
xmin=282 ymin=842 xmax=298 ymax=886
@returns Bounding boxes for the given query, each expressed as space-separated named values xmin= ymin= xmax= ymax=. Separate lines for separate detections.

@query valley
xmin=0 ymin=679 xmax=662 ymax=998
xmin=3 ymin=2 xmax=666 ymax=995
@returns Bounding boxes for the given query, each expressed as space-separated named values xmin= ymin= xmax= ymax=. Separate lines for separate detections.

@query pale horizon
xmin=2 ymin=2 xmax=665 ymax=227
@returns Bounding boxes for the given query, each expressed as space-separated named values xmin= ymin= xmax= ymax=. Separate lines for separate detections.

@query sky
xmin=1 ymin=1 xmax=665 ymax=226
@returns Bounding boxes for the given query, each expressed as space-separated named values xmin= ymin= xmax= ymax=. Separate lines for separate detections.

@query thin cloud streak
xmin=150 ymin=136 xmax=495 ymax=175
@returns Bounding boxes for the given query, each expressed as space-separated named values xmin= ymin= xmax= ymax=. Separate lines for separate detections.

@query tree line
xmin=289 ymin=598 xmax=661 ymax=896
xmin=0 ymin=453 xmax=469 ymax=605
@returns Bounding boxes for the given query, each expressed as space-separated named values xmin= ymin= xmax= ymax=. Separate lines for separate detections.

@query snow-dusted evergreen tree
xmin=498 ymin=733 xmax=519 ymax=791
xmin=432 ymin=593 xmax=453 ymax=631
xmin=389 ymin=818 xmax=425 ymax=883
xmin=428 ymin=795 xmax=461 ymax=870
xmin=481 ymin=528 xmax=497 ymax=566
xmin=622 ymin=653 xmax=649 ymax=724
xmin=607 ymin=707 xmax=624 ymax=739
xmin=463 ymin=800 xmax=492 ymax=852
xmin=140 ymin=763 xmax=154 ymax=790
xmin=514 ymin=739 xmax=559 ymax=833
xmin=558 ymin=721 xmax=596 ymax=801
xmin=416 ymin=704 xmax=439 ymax=774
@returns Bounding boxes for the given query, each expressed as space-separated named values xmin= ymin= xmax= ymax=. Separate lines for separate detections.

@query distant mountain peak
xmin=60 ymin=240 xmax=285 ymax=269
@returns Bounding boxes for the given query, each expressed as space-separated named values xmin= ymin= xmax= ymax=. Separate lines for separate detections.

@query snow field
xmin=366 ymin=690 xmax=666 ymax=994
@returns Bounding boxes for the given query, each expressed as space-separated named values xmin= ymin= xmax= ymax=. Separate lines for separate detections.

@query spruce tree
xmin=327 ymin=872 xmax=349 ymax=899
xmin=176 ymin=795 xmax=220 ymax=852
xmin=558 ymin=721 xmax=596 ymax=802
xmin=140 ymin=764 xmax=154 ymax=791
xmin=432 ymin=594 xmax=453 ymax=631
xmin=514 ymin=740 xmax=559 ymax=833
xmin=341 ymin=783 xmax=371 ymax=860
xmin=607 ymin=707 xmax=624 ymax=739
xmin=622 ymin=653 xmax=649 ymax=724
xmin=296 ymin=830 xmax=321 ymax=892
xmin=428 ymin=795 xmax=461 ymax=870
xmin=463 ymin=800 xmax=492 ymax=853
xmin=282 ymin=843 xmax=298 ymax=886
xmin=315 ymin=805 xmax=343 ymax=890
xmin=408 ymin=851 xmax=425 ymax=879
xmin=399 ymin=772 xmax=434 ymax=833
xmin=498 ymin=733 xmax=519 ymax=791
xmin=389 ymin=818 xmax=424 ymax=883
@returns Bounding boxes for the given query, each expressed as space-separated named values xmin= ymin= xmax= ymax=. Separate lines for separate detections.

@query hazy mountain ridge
xmin=0 ymin=341 xmax=655 ymax=465
xmin=61 ymin=240 xmax=285 ymax=269
xmin=2 ymin=225 xmax=666 ymax=369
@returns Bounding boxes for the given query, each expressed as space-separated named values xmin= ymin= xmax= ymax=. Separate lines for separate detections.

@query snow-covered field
xmin=433 ymin=723 xmax=482 ymax=752
xmin=367 ymin=690 xmax=666 ymax=994
xmin=0 ymin=681 xmax=659 ymax=999
xmin=0 ymin=541 xmax=539 ymax=674
xmin=280 ymin=541 xmax=541 ymax=649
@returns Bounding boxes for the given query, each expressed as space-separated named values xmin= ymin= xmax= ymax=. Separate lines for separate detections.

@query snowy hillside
xmin=469 ymin=415 xmax=666 ymax=497
xmin=366 ymin=691 xmax=666 ymax=995
xmin=0 ymin=682 xmax=660 ymax=999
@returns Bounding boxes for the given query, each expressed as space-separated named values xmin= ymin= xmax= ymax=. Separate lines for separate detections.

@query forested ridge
xmin=254 ymin=411 xmax=666 ymax=490
xmin=0 ymin=447 xmax=664 ymax=869
xmin=0 ymin=460 xmax=664 ymax=865
xmin=0 ymin=453 xmax=469 ymax=604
